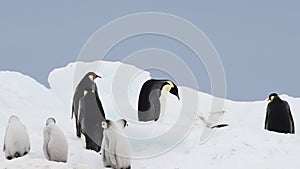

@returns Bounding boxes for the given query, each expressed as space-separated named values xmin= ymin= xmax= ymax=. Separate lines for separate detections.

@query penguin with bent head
xmin=138 ymin=79 xmax=180 ymax=122
xmin=265 ymin=93 xmax=295 ymax=134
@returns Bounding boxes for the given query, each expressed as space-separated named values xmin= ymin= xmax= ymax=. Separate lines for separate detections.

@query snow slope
xmin=0 ymin=61 xmax=299 ymax=169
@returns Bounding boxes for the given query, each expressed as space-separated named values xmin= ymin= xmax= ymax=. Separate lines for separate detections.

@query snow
xmin=0 ymin=61 xmax=299 ymax=169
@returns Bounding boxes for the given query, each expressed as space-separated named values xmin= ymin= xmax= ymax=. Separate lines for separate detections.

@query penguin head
xmin=8 ymin=115 xmax=19 ymax=123
xmin=86 ymin=72 xmax=101 ymax=81
xmin=116 ymin=119 xmax=128 ymax=128
xmin=268 ymin=93 xmax=279 ymax=101
xmin=164 ymin=81 xmax=180 ymax=100
xmin=46 ymin=117 xmax=56 ymax=126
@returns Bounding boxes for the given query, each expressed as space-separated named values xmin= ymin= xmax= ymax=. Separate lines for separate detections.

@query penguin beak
xmin=176 ymin=94 xmax=180 ymax=100
xmin=95 ymin=74 xmax=102 ymax=79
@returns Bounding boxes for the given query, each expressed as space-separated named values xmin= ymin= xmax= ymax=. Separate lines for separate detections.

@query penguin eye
xmin=101 ymin=121 xmax=107 ymax=128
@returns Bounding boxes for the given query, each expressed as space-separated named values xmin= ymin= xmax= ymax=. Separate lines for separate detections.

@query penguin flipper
xmin=149 ymin=89 xmax=161 ymax=121
xmin=95 ymin=90 xmax=106 ymax=119
xmin=71 ymin=91 xmax=77 ymax=119
xmin=265 ymin=106 xmax=270 ymax=130
xmin=43 ymin=127 xmax=51 ymax=160
xmin=3 ymin=126 xmax=8 ymax=151
xmin=71 ymin=103 xmax=74 ymax=119
xmin=153 ymin=98 xmax=161 ymax=121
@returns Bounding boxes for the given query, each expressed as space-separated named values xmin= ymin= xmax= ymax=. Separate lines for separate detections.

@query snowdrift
xmin=0 ymin=61 xmax=299 ymax=169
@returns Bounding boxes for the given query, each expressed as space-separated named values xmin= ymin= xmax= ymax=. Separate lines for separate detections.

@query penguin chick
xmin=3 ymin=115 xmax=30 ymax=160
xmin=43 ymin=117 xmax=68 ymax=162
xmin=101 ymin=119 xmax=132 ymax=169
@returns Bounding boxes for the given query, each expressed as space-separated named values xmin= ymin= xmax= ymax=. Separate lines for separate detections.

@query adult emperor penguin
xmin=138 ymin=79 xmax=180 ymax=122
xmin=3 ymin=115 xmax=30 ymax=160
xmin=43 ymin=117 xmax=68 ymax=162
xmin=265 ymin=93 xmax=295 ymax=134
xmin=72 ymin=72 xmax=101 ymax=138
xmin=101 ymin=119 xmax=132 ymax=169
xmin=79 ymin=87 xmax=106 ymax=152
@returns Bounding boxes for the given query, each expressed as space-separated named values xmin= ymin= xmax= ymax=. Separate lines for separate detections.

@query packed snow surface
xmin=0 ymin=61 xmax=299 ymax=169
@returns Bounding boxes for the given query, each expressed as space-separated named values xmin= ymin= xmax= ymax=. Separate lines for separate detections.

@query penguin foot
xmin=23 ymin=151 xmax=28 ymax=155
xmin=6 ymin=156 xmax=13 ymax=160
xmin=14 ymin=152 xmax=21 ymax=158
xmin=122 ymin=166 xmax=131 ymax=169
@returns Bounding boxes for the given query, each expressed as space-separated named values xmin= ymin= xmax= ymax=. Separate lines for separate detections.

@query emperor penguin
xmin=3 ymin=115 xmax=30 ymax=160
xmin=78 ymin=87 xmax=106 ymax=152
xmin=265 ymin=93 xmax=295 ymax=134
xmin=72 ymin=72 xmax=101 ymax=138
xmin=43 ymin=117 xmax=68 ymax=162
xmin=101 ymin=119 xmax=131 ymax=169
xmin=138 ymin=79 xmax=180 ymax=122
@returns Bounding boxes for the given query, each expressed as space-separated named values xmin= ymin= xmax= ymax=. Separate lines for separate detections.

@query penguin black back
xmin=79 ymin=88 xmax=106 ymax=152
xmin=138 ymin=79 xmax=180 ymax=122
xmin=265 ymin=93 xmax=295 ymax=134
xmin=138 ymin=79 xmax=166 ymax=111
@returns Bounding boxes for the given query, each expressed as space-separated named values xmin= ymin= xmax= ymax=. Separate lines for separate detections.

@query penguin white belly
xmin=115 ymin=136 xmax=132 ymax=167
xmin=158 ymin=86 xmax=170 ymax=122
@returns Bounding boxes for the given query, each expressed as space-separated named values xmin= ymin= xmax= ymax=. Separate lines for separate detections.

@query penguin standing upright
xmin=101 ymin=119 xmax=132 ymax=169
xmin=79 ymin=88 xmax=106 ymax=152
xmin=265 ymin=93 xmax=295 ymax=134
xmin=72 ymin=72 xmax=101 ymax=138
xmin=138 ymin=79 xmax=180 ymax=122
xmin=3 ymin=115 xmax=30 ymax=160
xmin=43 ymin=117 xmax=68 ymax=162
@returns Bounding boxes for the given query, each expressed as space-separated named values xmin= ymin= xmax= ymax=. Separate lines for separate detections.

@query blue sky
xmin=0 ymin=1 xmax=299 ymax=101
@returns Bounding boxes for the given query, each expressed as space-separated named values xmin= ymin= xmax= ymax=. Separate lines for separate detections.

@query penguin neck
xmin=88 ymin=75 xmax=94 ymax=81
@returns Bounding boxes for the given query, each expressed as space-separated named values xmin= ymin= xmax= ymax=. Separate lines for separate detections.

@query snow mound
xmin=48 ymin=61 xmax=151 ymax=120
xmin=0 ymin=71 xmax=63 ymax=113
xmin=0 ymin=61 xmax=299 ymax=169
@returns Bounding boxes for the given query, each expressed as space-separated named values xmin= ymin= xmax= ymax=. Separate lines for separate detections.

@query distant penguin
xmin=43 ymin=117 xmax=68 ymax=162
xmin=265 ymin=93 xmax=295 ymax=134
xmin=101 ymin=119 xmax=131 ymax=169
xmin=79 ymin=88 xmax=106 ymax=152
xmin=138 ymin=79 xmax=180 ymax=122
xmin=72 ymin=72 xmax=101 ymax=138
xmin=3 ymin=115 xmax=30 ymax=160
